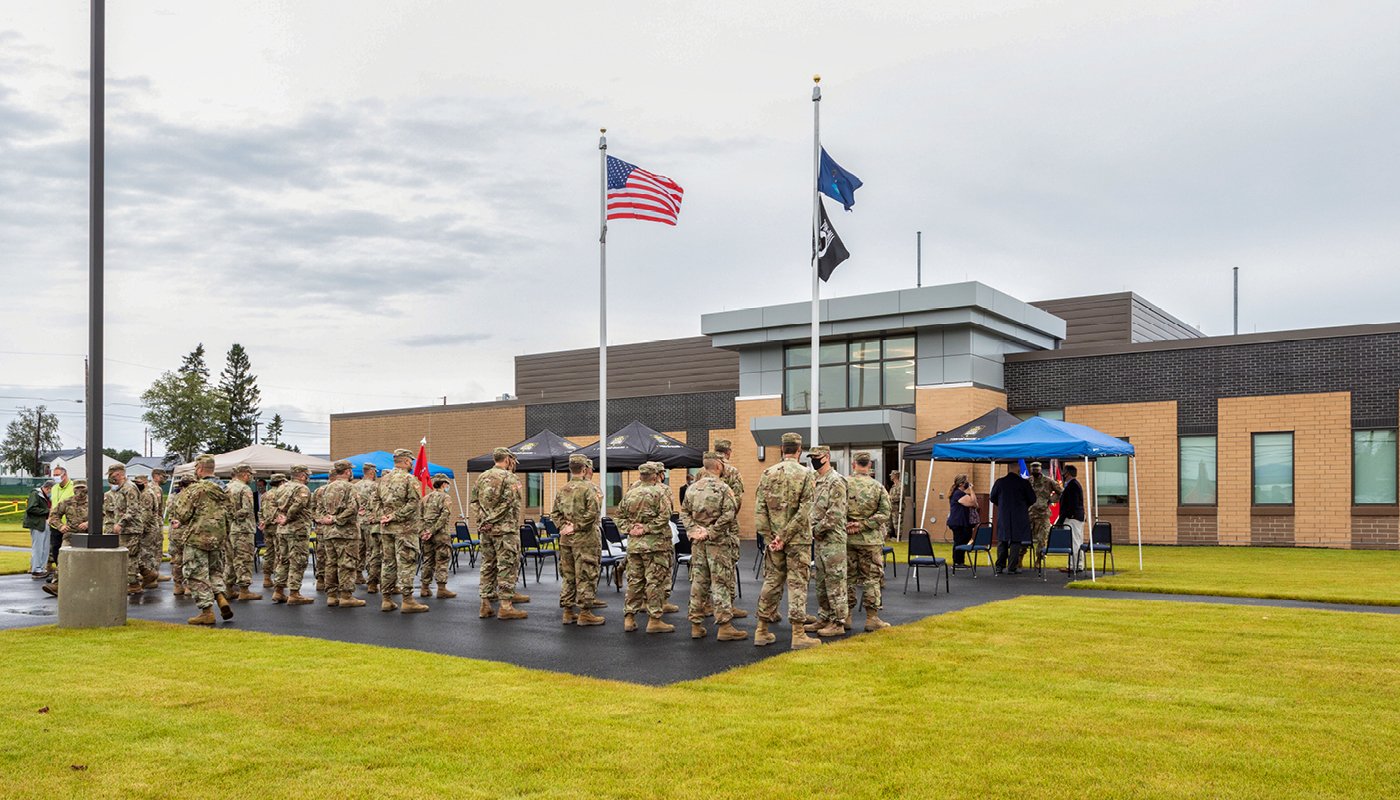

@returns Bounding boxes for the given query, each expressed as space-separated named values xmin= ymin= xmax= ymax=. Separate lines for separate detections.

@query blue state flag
xmin=818 ymin=148 xmax=863 ymax=210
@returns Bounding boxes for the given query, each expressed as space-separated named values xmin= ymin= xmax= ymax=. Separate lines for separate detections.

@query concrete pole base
xmin=57 ymin=546 xmax=128 ymax=629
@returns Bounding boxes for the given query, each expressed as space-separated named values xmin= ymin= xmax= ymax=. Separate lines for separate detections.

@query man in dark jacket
xmin=24 ymin=481 xmax=54 ymax=577
xmin=989 ymin=463 xmax=1035 ymax=574
xmin=1054 ymin=464 xmax=1086 ymax=572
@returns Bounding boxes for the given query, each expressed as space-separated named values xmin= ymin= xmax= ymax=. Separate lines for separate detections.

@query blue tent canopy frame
xmin=315 ymin=450 xmax=456 ymax=480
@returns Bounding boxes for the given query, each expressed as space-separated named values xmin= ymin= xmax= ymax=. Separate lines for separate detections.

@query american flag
xmin=606 ymin=155 xmax=684 ymax=225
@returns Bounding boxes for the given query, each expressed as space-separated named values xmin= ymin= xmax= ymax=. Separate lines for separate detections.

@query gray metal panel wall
xmin=514 ymin=336 xmax=739 ymax=404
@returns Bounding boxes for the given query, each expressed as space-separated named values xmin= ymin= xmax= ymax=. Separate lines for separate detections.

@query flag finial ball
xmin=813 ymin=74 xmax=821 ymax=84
xmin=600 ymin=127 xmax=606 ymax=133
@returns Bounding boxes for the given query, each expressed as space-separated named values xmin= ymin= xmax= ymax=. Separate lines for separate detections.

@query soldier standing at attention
xmin=225 ymin=464 xmax=261 ymax=601
xmin=1027 ymin=462 xmax=1062 ymax=572
xmin=378 ymin=449 xmax=430 ymax=614
xmin=806 ymin=445 xmax=849 ymax=638
xmin=711 ymin=439 xmax=747 ymax=620
xmin=318 ymin=460 xmax=365 ymax=608
xmin=147 ymin=469 xmax=170 ymax=583
xmin=105 ymin=464 xmax=150 ymax=595
xmin=754 ymin=432 xmax=819 ymax=649
xmin=169 ymin=454 xmax=234 ymax=625
xmin=888 ymin=470 xmax=905 ymax=541
xmin=131 ymin=475 xmax=159 ymax=590
xmin=681 ymin=452 xmax=745 ymax=641
xmin=170 ymin=475 xmax=195 ymax=595
xmin=259 ymin=473 xmax=285 ymax=589
xmin=618 ymin=461 xmax=674 ymax=634
xmin=551 ymin=454 xmax=605 ymax=626
xmin=272 ymin=465 xmax=315 ymax=606
xmin=355 ymin=463 xmax=384 ymax=594
xmin=312 ymin=479 xmax=331 ymax=593
xmin=469 ymin=448 xmax=527 ymax=620
xmin=419 ymin=474 xmax=457 ymax=599
xmin=40 ymin=480 xmax=89 ymax=598
xmin=846 ymin=452 xmax=892 ymax=631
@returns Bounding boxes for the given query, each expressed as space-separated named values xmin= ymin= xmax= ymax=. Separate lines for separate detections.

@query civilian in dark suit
xmin=989 ymin=463 xmax=1035 ymax=574
xmin=1054 ymin=464 xmax=1086 ymax=572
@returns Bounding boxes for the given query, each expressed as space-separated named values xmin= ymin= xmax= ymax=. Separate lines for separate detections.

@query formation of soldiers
xmin=39 ymin=433 xmax=899 ymax=647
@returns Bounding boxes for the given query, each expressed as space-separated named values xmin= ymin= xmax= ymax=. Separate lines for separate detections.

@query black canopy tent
xmin=466 ymin=429 xmax=582 ymax=473
xmin=902 ymin=408 xmax=1023 ymax=461
xmin=575 ymin=420 xmax=704 ymax=471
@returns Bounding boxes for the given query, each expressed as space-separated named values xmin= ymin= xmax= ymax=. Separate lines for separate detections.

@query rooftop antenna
xmin=1233 ymin=267 xmax=1239 ymax=335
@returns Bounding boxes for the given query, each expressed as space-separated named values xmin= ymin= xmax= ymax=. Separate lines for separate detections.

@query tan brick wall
xmin=1066 ymin=401 xmax=1178 ymax=545
xmin=910 ymin=386 xmax=1007 ymax=541
xmin=706 ymin=396 xmax=783 ymax=539
xmin=1218 ymin=392 xmax=1351 ymax=547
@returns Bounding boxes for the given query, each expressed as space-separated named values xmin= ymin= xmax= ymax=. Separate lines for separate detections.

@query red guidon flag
xmin=413 ymin=439 xmax=432 ymax=497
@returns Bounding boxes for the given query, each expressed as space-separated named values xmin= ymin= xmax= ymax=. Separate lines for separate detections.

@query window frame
xmin=1251 ymin=431 xmax=1295 ymax=507
xmin=525 ymin=473 xmax=542 ymax=508
xmin=781 ymin=333 xmax=917 ymax=414
xmin=1352 ymin=428 xmax=1398 ymax=507
xmin=1095 ymin=438 xmax=1131 ymax=507
xmin=1178 ymin=434 xmax=1218 ymax=507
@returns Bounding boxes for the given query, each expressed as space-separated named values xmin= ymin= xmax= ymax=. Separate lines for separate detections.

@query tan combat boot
xmin=42 ymin=583 xmax=58 ymax=597
xmin=791 ymin=629 xmax=823 ymax=649
xmin=662 ymin=603 xmax=680 ymax=614
xmin=262 ymin=575 xmax=273 ymax=588
xmin=646 ymin=616 xmax=675 ymax=634
xmin=623 ymin=613 xmax=637 ymax=632
xmin=436 ymin=583 xmax=457 ymax=599
xmin=576 ymin=609 xmax=605 ymax=626
xmin=691 ymin=622 xmax=707 ymax=639
xmin=339 ymin=592 xmax=366 ymax=608
xmin=497 ymin=600 xmax=527 ymax=620
xmin=215 ymin=592 xmax=234 ymax=620
xmin=127 ymin=582 xmax=144 ymax=596
xmin=366 ymin=582 xmax=379 ymax=594
xmin=753 ymin=619 xmax=776 ymax=647
xmin=142 ymin=567 xmax=159 ymax=589
xmin=717 ymin=621 xmax=748 ymax=641
xmin=157 ymin=572 xmax=172 ymax=582
xmin=187 ymin=607 xmax=215 ymax=625
xmin=172 ymin=583 xmax=186 ymax=596
xmin=589 ymin=599 xmax=608 ymax=608
xmin=271 ymin=587 xmax=287 ymax=604
xmin=817 ymin=621 xmax=846 ymax=637
xmin=509 ymin=593 xmax=531 ymax=604
xmin=287 ymin=591 xmax=314 ymax=605
xmin=803 ymin=619 xmax=826 ymax=633
xmin=401 ymin=595 xmax=430 ymax=614
xmin=864 ymin=611 xmax=891 ymax=631
xmin=327 ymin=593 xmax=340 ymax=607
xmin=562 ymin=608 xmax=577 ymax=624
xmin=479 ymin=599 xmax=495 ymax=618
xmin=236 ymin=587 xmax=263 ymax=601
xmin=420 ymin=584 xmax=432 ymax=598
xmin=731 ymin=608 xmax=748 ymax=619
xmin=315 ymin=579 xmax=325 ymax=593
xmin=381 ymin=597 xmax=399 ymax=612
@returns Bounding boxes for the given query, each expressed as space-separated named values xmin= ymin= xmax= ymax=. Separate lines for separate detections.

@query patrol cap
xmin=492 ymin=447 xmax=515 ymax=460
xmin=639 ymin=462 xmax=664 ymax=476
xmin=568 ymin=453 xmax=591 ymax=469
xmin=852 ymin=451 xmax=873 ymax=464
xmin=178 ymin=475 xmax=195 ymax=486
xmin=270 ymin=472 xmax=287 ymax=483
xmin=810 ymin=445 xmax=830 ymax=457
xmin=1029 ymin=461 xmax=1043 ymax=468
xmin=780 ymin=432 xmax=803 ymax=447
xmin=194 ymin=454 xmax=216 ymax=470
xmin=713 ymin=438 xmax=733 ymax=453
xmin=106 ymin=463 xmax=126 ymax=477
xmin=289 ymin=465 xmax=309 ymax=477
xmin=393 ymin=448 xmax=414 ymax=460
xmin=332 ymin=459 xmax=353 ymax=473
xmin=151 ymin=467 xmax=168 ymax=477
xmin=232 ymin=463 xmax=252 ymax=475
xmin=133 ymin=475 xmax=147 ymax=484
xmin=73 ymin=479 xmax=88 ymax=490
xmin=432 ymin=473 xmax=450 ymax=487
xmin=702 ymin=451 xmax=722 ymax=462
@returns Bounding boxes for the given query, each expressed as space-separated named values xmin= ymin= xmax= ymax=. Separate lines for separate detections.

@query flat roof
xmin=1006 ymin=321 xmax=1400 ymax=362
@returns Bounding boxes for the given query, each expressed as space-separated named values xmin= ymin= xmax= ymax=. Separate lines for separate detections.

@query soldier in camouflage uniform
xmin=104 ymin=463 xmax=151 ymax=595
xmin=754 ymin=432 xmax=820 ymax=649
xmin=147 ymin=470 xmax=170 ymax=583
xmin=355 ymin=463 xmax=381 ymax=590
xmin=419 ymin=474 xmax=457 ymax=599
xmin=272 ymin=465 xmax=316 ymax=605
xmin=318 ymin=460 xmax=365 ymax=608
xmin=40 ymin=480 xmax=90 ymax=598
xmin=378 ymin=449 xmax=430 ymax=614
xmin=132 ymin=475 xmax=158 ymax=589
xmin=470 ymin=448 xmax=528 ymax=619
xmin=169 ymin=454 xmax=234 ymax=625
xmin=259 ymin=474 xmax=286 ymax=589
xmin=1027 ymin=462 xmax=1062 ymax=571
xmin=618 ymin=462 xmax=675 ymax=634
xmin=551 ymin=454 xmax=605 ymax=625
xmin=312 ymin=480 xmax=330 ymax=592
xmin=889 ymin=470 xmax=905 ymax=541
xmin=711 ymin=439 xmax=747 ymax=620
xmin=846 ymin=452 xmax=892 ymax=631
xmin=224 ymin=464 xmax=261 ymax=600
xmin=170 ymin=475 xmax=195 ymax=594
xmin=806 ymin=445 xmax=849 ymax=637
xmin=681 ymin=452 xmax=746 ymax=641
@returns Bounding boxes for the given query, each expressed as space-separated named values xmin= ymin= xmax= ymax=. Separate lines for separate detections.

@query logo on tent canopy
xmin=610 ymin=436 xmax=627 ymax=446
xmin=517 ymin=443 xmax=537 ymax=452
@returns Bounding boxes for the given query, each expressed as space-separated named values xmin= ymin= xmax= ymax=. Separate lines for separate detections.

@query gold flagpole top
xmin=813 ymin=74 xmax=821 ymax=84
xmin=600 ymin=127 xmax=606 ymax=133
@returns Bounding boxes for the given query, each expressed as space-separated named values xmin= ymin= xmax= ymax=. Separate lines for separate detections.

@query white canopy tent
xmin=171 ymin=444 xmax=335 ymax=478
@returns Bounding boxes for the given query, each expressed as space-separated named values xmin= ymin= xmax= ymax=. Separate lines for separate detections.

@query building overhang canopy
xmin=749 ymin=409 xmax=917 ymax=447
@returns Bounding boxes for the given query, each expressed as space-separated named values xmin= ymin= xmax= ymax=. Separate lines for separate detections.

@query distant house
xmin=125 ymin=455 xmax=181 ymax=480
xmin=43 ymin=449 xmax=122 ymax=483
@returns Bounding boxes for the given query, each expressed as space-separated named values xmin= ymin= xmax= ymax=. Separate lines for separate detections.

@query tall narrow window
xmin=525 ymin=473 xmax=542 ymax=508
xmin=1353 ymin=430 xmax=1398 ymax=505
xmin=1179 ymin=435 xmax=1217 ymax=505
xmin=1252 ymin=432 xmax=1294 ymax=506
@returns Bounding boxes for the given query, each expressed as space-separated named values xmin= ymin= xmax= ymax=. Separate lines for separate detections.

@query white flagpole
xmin=598 ymin=128 xmax=609 ymax=500
xmin=810 ymin=75 xmax=822 ymax=447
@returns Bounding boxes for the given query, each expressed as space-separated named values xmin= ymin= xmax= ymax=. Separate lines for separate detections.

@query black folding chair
xmin=671 ymin=523 xmax=692 ymax=591
xmin=1081 ymin=521 xmax=1115 ymax=574
xmin=521 ymin=522 xmax=558 ymax=582
xmin=253 ymin=527 xmax=264 ymax=573
xmin=953 ymin=524 xmax=994 ymax=577
xmin=904 ymin=529 xmax=949 ymax=594
xmin=753 ymin=534 xmax=765 ymax=578
xmin=450 ymin=521 xmax=478 ymax=573
xmin=1041 ymin=525 xmax=1077 ymax=578
xmin=600 ymin=517 xmax=627 ymax=592
xmin=882 ymin=544 xmax=897 ymax=577
xmin=538 ymin=516 xmax=561 ymax=549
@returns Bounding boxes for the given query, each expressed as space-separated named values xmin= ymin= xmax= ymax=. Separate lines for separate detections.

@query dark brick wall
xmin=1251 ymin=514 xmax=1295 ymax=547
xmin=1178 ymin=513 xmax=1218 ymax=545
xmin=525 ymin=390 xmax=737 ymax=449
xmin=1005 ymin=332 xmax=1400 ymax=431
xmin=1351 ymin=515 xmax=1399 ymax=550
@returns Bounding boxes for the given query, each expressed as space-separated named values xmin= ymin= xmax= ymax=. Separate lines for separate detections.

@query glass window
xmin=883 ymin=336 xmax=915 ymax=359
xmin=848 ymin=362 xmax=881 ymax=407
xmin=882 ymin=359 xmax=915 ymax=406
xmin=783 ymin=334 xmax=916 ymax=413
xmin=785 ymin=345 xmax=810 ymax=367
xmin=1016 ymin=410 xmax=1065 ymax=421
xmin=525 ymin=473 xmax=542 ymax=507
xmin=1179 ymin=435 xmax=1217 ymax=505
xmin=605 ymin=473 xmax=623 ymax=508
xmin=1096 ymin=455 xmax=1129 ymax=506
xmin=849 ymin=340 xmax=880 ymax=361
xmin=1252 ymin=432 xmax=1294 ymax=505
xmin=1354 ymin=430 xmax=1397 ymax=505
xmin=784 ymin=368 xmax=810 ymax=412
xmin=819 ymin=364 xmax=846 ymax=410
xmin=820 ymin=343 xmax=846 ymax=365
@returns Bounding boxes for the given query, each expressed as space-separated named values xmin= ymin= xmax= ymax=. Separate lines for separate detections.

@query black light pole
xmin=78 ymin=0 xmax=115 ymax=549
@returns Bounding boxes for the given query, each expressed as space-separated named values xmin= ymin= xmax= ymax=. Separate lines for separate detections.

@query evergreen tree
xmin=179 ymin=343 xmax=210 ymax=380
xmin=218 ymin=343 xmax=261 ymax=451
xmin=261 ymin=414 xmax=285 ymax=447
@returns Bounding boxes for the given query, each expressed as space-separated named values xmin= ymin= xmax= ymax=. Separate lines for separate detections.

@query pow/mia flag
xmin=815 ymin=199 xmax=850 ymax=281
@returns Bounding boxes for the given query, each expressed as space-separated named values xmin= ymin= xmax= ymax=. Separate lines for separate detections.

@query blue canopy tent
xmin=317 ymin=450 xmax=457 ymax=479
xmin=921 ymin=416 xmax=1142 ymax=580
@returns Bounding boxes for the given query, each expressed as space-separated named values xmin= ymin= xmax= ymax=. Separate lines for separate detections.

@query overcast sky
xmin=3 ymin=1 xmax=1399 ymax=455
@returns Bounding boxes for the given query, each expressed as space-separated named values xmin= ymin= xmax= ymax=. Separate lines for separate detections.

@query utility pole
xmin=439 ymin=395 xmax=447 ymax=406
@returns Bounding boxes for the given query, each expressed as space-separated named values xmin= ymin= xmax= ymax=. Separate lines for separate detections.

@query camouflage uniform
xmin=754 ymin=446 xmax=816 ymax=625
xmin=378 ymin=463 xmax=423 ymax=596
xmin=716 ymin=441 xmax=745 ymax=600
xmin=274 ymin=479 xmax=314 ymax=592
xmin=45 ymin=486 xmax=90 ymax=588
xmin=171 ymin=476 xmax=231 ymax=610
xmin=259 ymin=479 xmax=284 ymax=586
xmin=617 ymin=464 xmax=674 ymax=620
xmin=469 ymin=463 xmax=522 ymax=602
xmin=312 ymin=483 xmax=330 ymax=587
xmin=1028 ymin=468 xmax=1063 ymax=567
xmin=354 ymin=473 xmax=382 ymax=586
xmin=419 ymin=485 xmax=453 ymax=589
xmin=811 ymin=456 xmax=849 ymax=626
xmin=319 ymin=475 xmax=361 ymax=597
xmin=552 ymin=467 xmax=602 ymax=612
xmin=225 ymin=474 xmax=257 ymax=590
xmin=169 ymin=479 xmax=195 ymax=587
xmin=138 ymin=480 xmax=164 ymax=577
xmin=103 ymin=473 xmax=144 ymax=586
xmin=680 ymin=471 xmax=739 ymax=624
xmin=845 ymin=471 xmax=891 ymax=615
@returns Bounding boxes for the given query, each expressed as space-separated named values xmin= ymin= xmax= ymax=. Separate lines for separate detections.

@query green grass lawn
xmin=1068 ymin=545 xmax=1400 ymax=606
xmin=0 ymin=551 xmax=33 ymax=575
xmin=2 ymin=597 xmax=1397 ymax=799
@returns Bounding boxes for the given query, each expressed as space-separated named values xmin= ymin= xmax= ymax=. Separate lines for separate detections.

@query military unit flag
xmin=606 ymin=155 xmax=685 ymax=225
xmin=816 ymin=201 xmax=850 ymax=281
xmin=818 ymin=147 xmax=863 ymax=211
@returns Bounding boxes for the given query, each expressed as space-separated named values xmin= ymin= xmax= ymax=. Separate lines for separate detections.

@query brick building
xmin=330 ymin=282 xmax=1400 ymax=549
